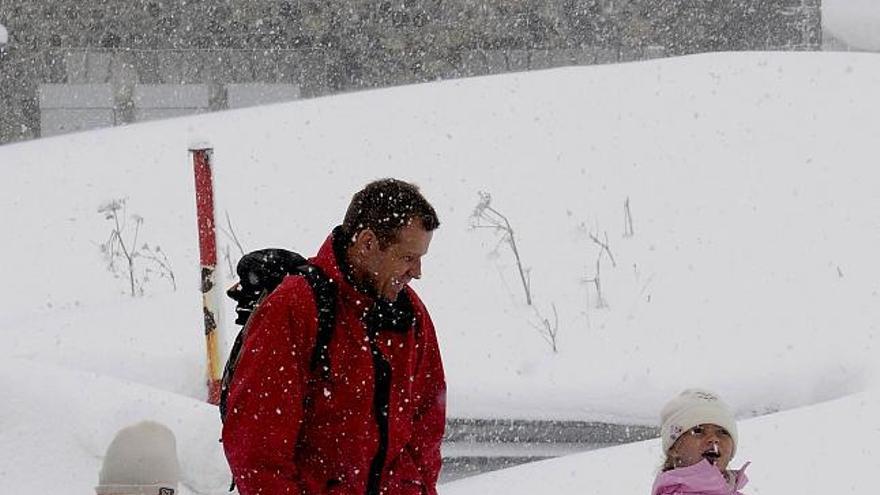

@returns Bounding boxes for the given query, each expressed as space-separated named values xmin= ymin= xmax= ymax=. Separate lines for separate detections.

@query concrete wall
xmin=39 ymin=84 xmax=116 ymax=137
xmin=227 ymin=83 xmax=301 ymax=109
xmin=132 ymin=84 xmax=211 ymax=122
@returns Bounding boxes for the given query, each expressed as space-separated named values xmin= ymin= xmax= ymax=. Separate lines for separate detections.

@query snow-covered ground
xmin=2 ymin=51 xmax=879 ymax=493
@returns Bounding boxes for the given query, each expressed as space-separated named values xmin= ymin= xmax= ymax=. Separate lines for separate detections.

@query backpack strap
xmin=218 ymin=289 xmax=270 ymax=420
xmin=300 ymin=264 xmax=337 ymax=381
xmin=220 ymin=259 xmax=337 ymax=421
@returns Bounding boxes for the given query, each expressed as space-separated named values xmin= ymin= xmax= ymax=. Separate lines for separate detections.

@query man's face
xmin=669 ymin=423 xmax=735 ymax=471
xmin=361 ymin=220 xmax=433 ymax=301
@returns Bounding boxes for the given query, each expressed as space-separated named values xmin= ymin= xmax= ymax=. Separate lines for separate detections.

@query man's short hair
xmin=342 ymin=178 xmax=440 ymax=248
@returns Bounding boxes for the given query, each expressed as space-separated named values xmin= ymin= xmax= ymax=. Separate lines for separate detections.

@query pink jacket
xmin=652 ymin=459 xmax=750 ymax=495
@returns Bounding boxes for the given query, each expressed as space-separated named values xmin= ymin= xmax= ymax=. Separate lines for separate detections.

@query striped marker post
xmin=191 ymin=146 xmax=222 ymax=405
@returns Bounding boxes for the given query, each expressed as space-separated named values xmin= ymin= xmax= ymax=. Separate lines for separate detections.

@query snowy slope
xmin=2 ymin=51 xmax=880 ymax=493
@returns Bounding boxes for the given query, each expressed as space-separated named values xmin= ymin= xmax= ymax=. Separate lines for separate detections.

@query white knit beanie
xmin=95 ymin=421 xmax=181 ymax=495
xmin=660 ymin=389 xmax=738 ymax=457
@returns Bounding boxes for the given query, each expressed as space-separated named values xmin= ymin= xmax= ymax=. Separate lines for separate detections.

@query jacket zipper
xmin=366 ymin=327 xmax=392 ymax=495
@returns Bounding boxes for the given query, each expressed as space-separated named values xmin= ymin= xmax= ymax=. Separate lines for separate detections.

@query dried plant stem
xmin=222 ymin=211 xmax=245 ymax=257
xmin=624 ymin=197 xmax=635 ymax=237
xmin=530 ymin=303 xmax=559 ymax=353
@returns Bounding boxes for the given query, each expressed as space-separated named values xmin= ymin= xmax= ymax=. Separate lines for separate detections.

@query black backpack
xmin=219 ymin=248 xmax=337 ymax=421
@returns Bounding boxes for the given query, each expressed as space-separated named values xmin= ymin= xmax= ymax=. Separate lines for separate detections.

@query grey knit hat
xmin=660 ymin=389 xmax=738 ymax=457
xmin=95 ymin=421 xmax=180 ymax=495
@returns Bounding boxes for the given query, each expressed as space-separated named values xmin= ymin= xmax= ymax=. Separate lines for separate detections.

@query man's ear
xmin=353 ymin=229 xmax=378 ymax=254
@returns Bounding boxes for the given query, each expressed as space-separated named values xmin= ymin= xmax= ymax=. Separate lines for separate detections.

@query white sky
xmin=824 ymin=0 xmax=880 ymax=50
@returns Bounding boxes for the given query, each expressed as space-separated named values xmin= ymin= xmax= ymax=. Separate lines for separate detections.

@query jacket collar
xmin=653 ymin=459 xmax=750 ymax=495
xmin=310 ymin=227 xmax=377 ymax=309
xmin=310 ymin=228 xmax=415 ymax=334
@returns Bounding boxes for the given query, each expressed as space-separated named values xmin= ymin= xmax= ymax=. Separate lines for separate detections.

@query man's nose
xmin=409 ymin=259 xmax=422 ymax=279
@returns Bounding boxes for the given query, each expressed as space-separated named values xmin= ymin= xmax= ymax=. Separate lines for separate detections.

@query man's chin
xmin=382 ymin=285 xmax=406 ymax=301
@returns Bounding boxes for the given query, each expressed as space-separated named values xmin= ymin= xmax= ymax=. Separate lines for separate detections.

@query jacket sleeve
xmin=404 ymin=302 xmax=447 ymax=495
xmin=221 ymin=279 xmax=316 ymax=495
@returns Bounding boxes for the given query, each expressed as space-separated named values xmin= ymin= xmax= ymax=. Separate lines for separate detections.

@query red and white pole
xmin=191 ymin=146 xmax=222 ymax=405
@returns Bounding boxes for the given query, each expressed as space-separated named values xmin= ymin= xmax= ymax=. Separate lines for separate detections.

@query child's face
xmin=669 ymin=423 xmax=734 ymax=471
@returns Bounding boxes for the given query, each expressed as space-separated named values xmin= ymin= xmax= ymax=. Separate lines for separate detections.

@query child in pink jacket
xmin=652 ymin=389 xmax=750 ymax=495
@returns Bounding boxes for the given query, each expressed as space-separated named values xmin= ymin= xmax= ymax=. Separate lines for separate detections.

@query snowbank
xmin=2 ymin=51 xmax=880 ymax=493
xmin=0 ymin=358 xmax=228 ymax=494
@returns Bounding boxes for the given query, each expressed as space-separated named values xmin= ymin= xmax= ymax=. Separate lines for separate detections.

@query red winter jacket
xmin=222 ymin=231 xmax=446 ymax=495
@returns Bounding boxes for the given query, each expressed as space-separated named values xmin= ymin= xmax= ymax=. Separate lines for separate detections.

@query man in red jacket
xmin=222 ymin=178 xmax=446 ymax=495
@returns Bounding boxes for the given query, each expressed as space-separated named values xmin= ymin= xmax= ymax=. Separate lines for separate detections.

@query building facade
xmin=0 ymin=0 xmax=822 ymax=144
